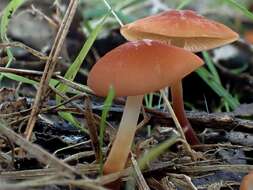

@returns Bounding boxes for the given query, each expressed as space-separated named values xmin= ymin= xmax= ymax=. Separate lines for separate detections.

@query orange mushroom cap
xmin=240 ymin=173 xmax=253 ymax=190
xmin=244 ymin=31 xmax=253 ymax=44
xmin=87 ymin=40 xmax=203 ymax=97
xmin=121 ymin=10 xmax=239 ymax=52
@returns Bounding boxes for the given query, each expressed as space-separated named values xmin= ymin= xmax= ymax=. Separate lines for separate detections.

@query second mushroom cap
xmin=120 ymin=10 xmax=239 ymax=52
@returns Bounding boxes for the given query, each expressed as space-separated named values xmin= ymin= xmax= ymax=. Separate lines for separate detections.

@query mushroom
xmin=240 ymin=172 xmax=253 ymax=190
xmin=120 ymin=10 xmax=239 ymax=145
xmin=87 ymin=40 xmax=203 ymax=175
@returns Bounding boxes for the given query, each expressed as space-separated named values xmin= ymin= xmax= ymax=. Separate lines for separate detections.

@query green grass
xmin=198 ymin=52 xmax=240 ymax=111
xmin=0 ymin=0 xmax=26 ymax=82
xmin=176 ymin=0 xmax=192 ymax=10
xmin=196 ymin=67 xmax=240 ymax=110
xmin=81 ymin=0 xmax=145 ymax=23
xmin=55 ymin=13 xmax=109 ymax=129
xmin=0 ymin=0 xmax=25 ymax=42
xmin=2 ymin=73 xmax=38 ymax=85
xmin=0 ymin=1 xmax=109 ymax=131
xmin=2 ymin=73 xmax=62 ymax=93
xmin=202 ymin=52 xmax=221 ymax=84
xmin=98 ymin=86 xmax=115 ymax=175
xmin=223 ymin=0 xmax=253 ymax=20
xmin=138 ymin=132 xmax=179 ymax=170
xmin=195 ymin=0 xmax=253 ymax=110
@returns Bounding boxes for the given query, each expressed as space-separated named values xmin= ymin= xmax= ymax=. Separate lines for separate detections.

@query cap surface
xmin=88 ymin=40 xmax=203 ymax=97
xmin=240 ymin=173 xmax=253 ymax=190
xmin=121 ymin=10 xmax=239 ymax=52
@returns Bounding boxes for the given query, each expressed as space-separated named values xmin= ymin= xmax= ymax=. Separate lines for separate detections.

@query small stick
xmin=25 ymin=0 xmax=79 ymax=140
xmin=160 ymin=89 xmax=196 ymax=160
xmin=0 ymin=175 xmax=107 ymax=190
xmin=31 ymin=4 xmax=59 ymax=28
xmin=85 ymin=97 xmax=100 ymax=162
xmin=0 ymin=122 xmax=81 ymax=178
xmin=0 ymin=67 xmax=60 ymax=76
xmin=0 ymin=67 xmax=91 ymax=96
xmin=0 ymin=42 xmax=49 ymax=60
xmin=131 ymin=153 xmax=150 ymax=190
xmin=55 ymin=75 xmax=93 ymax=94
xmin=160 ymin=90 xmax=188 ymax=141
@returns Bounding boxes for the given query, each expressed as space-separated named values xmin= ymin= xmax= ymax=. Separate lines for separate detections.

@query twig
xmin=0 ymin=67 xmax=92 ymax=97
xmin=160 ymin=90 xmax=186 ymax=141
xmin=0 ymin=92 xmax=84 ymax=120
xmin=192 ymin=143 xmax=253 ymax=151
xmin=160 ymin=90 xmax=196 ymax=160
xmin=148 ymin=109 xmax=253 ymax=130
xmin=131 ymin=153 xmax=150 ymax=190
xmin=63 ymin=148 xmax=106 ymax=163
xmin=0 ymin=164 xmax=100 ymax=180
xmin=31 ymin=4 xmax=59 ymax=28
xmin=53 ymin=140 xmax=91 ymax=158
xmin=137 ymin=106 xmax=151 ymax=131
xmin=0 ymin=67 xmax=60 ymax=76
xmin=166 ymin=173 xmax=197 ymax=190
xmin=0 ymin=42 xmax=49 ymax=60
xmin=0 ymin=122 xmax=81 ymax=178
xmin=0 ymin=175 xmax=107 ymax=190
xmin=2 ymin=162 xmax=253 ymax=186
xmin=85 ymin=97 xmax=100 ymax=162
xmin=177 ymin=164 xmax=253 ymax=174
xmin=44 ymin=88 xmax=87 ymax=112
xmin=25 ymin=0 xmax=79 ymax=140
xmin=55 ymin=75 xmax=93 ymax=94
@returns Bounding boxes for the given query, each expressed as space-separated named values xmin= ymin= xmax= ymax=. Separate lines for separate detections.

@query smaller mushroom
xmin=120 ymin=10 xmax=239 ymax=145
xmin=121 ymin=10 xmax=238 ymax=52
xmin=87 ymin=40 xmax=203 ymax=176
xmin=240 ymin=172 xmax=253 ymax=190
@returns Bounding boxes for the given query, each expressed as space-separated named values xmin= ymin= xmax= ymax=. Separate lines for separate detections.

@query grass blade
xmin=2 ymin=72 xmax=86 ymax=130
xmin=55 ymin=13 xmax=108 ymax=128
xmin=0 ymin=0 xmax=25 ymax=41
xmin=176 ymin=0 xmax=192 ymax=10
xmin=56 ymin=14 xmax=108 ymax=101
xmin=196 ymin=67 xmax=240 ymax=109
xmin=99 ymin=87 xmax=115 ymax=175
xmin=138 ymin=132 xmax=179 ymax=170
xmin=2 ymin=73 xmax=60 ymax=89
xmin=223 ymin=0 xmax=253 ymax=21
xmin=202 ymin=51 xmax=221 ymax=84
xmin=102 ymin=0 xmax=124 ymax=26
xmin=202 ymin=51 xmax=232 ymax=111
xmin=2 ymin=73 xmax=38 ymax=85
xmin=0 ymin=0 xmax=26 ymax=82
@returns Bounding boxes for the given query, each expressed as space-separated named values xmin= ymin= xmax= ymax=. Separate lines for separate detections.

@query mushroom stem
xmin=171 ymin=80 xmax=200 ymax=145
xmin=240 ymin=172 xmax=253 ymax=190
xmin=103 ymin=95 xmax=144 ymax=174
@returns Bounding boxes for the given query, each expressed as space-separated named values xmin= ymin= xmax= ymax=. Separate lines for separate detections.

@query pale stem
xmin=103 ymin=95 xmax=144 ymax=174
